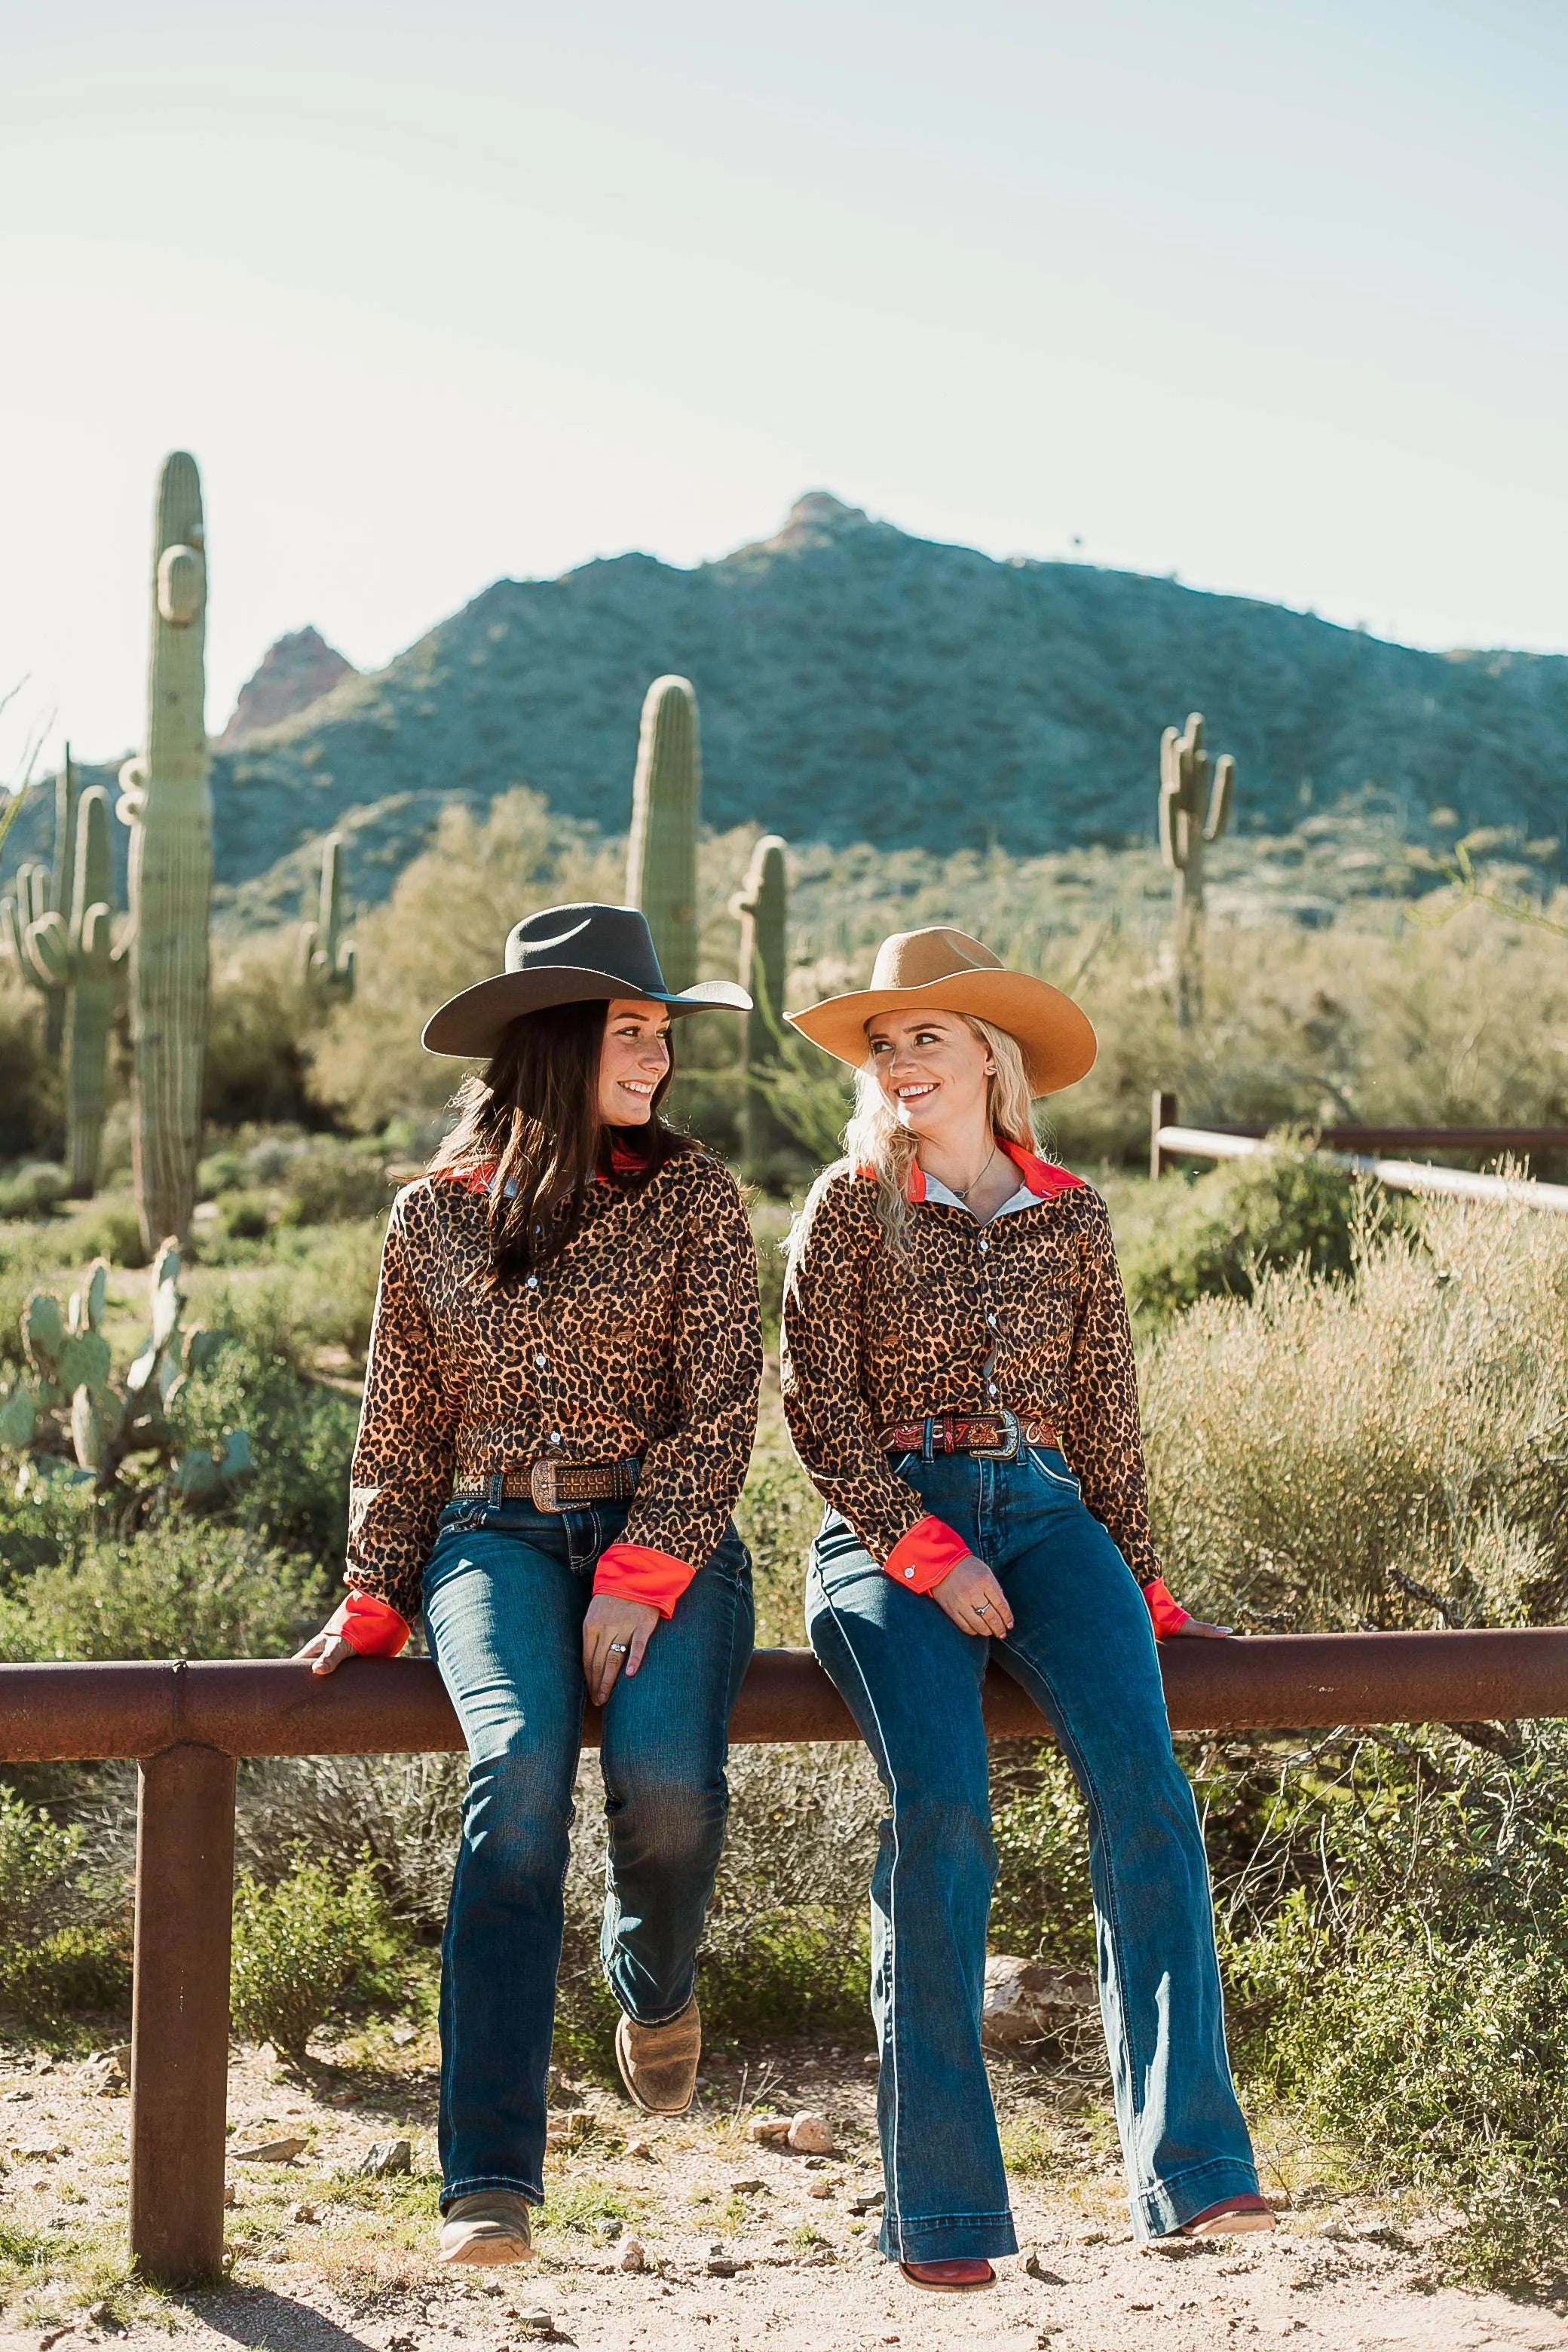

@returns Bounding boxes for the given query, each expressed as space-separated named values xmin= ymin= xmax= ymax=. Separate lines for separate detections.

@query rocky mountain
xmin=14 ymin=497 xmax=1568 ymax=913
xmin=216 ymin=626 xmax=356 ymax=748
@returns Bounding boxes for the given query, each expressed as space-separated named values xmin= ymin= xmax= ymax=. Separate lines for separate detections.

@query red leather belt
xmin=452 ymin=1460 xmax=639 ymax=1512
xmin=877 ymin=1411 xmax=1060 ymax=1462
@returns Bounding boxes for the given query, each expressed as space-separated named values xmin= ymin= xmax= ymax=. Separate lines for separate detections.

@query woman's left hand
xmin=1166 ymin=1617 xmax=1233 ymax=1640
xmin=583 ymin=1594 xmax=661 ymax=1704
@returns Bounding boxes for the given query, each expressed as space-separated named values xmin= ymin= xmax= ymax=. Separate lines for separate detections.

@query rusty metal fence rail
xmin=8 ymin=1635 xmax=1568 ymax=2283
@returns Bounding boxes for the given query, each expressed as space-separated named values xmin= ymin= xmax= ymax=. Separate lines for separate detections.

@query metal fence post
xmin=1150 ymin=1089 xmax=1177 ymax=1181
xmin=129 ymin=1742 xmax=237 ymax=2283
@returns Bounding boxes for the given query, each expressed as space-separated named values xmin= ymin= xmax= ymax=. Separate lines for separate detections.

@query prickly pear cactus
xmin=1158 ymin=711 xmax=1236 ymax=1027
xmin=733 ymin=834 xmax=791 ymax=1178
xmin=625 ymin=675 xmax=700 ymax=993
xmin=0 ymin=1243 xmax=250 ymax=1499
xmin=118 ymin=452 xmax=213 ymax=1252
xmin=299 ymin=833 xmax=356 ymax=998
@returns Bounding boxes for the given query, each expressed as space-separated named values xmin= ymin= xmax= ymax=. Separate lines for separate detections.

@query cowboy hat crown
xmin=422 ymin=902 xmax=750 ymax=1058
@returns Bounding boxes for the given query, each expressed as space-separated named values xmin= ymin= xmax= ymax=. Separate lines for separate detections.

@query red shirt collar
xmin=859 ymin=1140 xmax=1084 ymax=1203
xmin=439 ymin=1141 xmax=647 ymax=1195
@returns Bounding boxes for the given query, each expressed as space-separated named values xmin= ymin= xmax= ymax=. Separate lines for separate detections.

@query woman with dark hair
xmin=780 ymin=926 xmax=1268 ymax=2293
xmin=295 ymin=905 xmax=761 ymax=2268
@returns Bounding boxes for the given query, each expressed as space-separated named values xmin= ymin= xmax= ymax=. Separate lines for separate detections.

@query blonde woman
xmin=780 ymin=927 xmax=1268 ymax=2292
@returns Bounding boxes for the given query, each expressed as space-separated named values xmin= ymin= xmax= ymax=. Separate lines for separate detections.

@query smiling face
xmin=865 ymin=1009 xmax=995 ymax=1144
xmin=596 ymin=998 xmax=672 ymax=1125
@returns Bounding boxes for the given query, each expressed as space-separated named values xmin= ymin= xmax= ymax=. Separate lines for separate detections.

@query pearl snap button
xmin=534 ymin=1352 xmax=547 ymax=1369
xmin=550 ymin=1431 xmax=562 ymax=1445
xmin=904 ymin=1567 xmax=916 ymax=1579
xmin=525 ymin=1275 xmax=539 ymax=1290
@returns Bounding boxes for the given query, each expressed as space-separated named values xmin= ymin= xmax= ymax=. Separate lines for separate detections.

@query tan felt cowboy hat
xmin=424 ymin=902 xmax=751 ymax=1057
xmin=786 ymin=926 xmax=1096 ymax=1096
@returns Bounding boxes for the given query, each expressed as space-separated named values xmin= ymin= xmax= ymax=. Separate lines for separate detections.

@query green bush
xmin=1144 ymin=1194 xmax=1568 ymax=1632
xmin=176 ymin=1339 xmax=359 ymax=1562
xmin=1114 ymin=1146 xmax=1382 ymax=1331
xmin=0 ymin=970 xmax=60 ymax=1159
xmin=988 ymin=1748 xmax=1096 ymax=1970
xmin=0 ymin=1788 xmax=130 ymax=2027
xmin=230 ymin=1851 xmax=406 ymax=2058
xmin=0 ymin=1161 xmax=67 ymax=1219
xmin=0 ymin=1521 xmax=325 ymax=1661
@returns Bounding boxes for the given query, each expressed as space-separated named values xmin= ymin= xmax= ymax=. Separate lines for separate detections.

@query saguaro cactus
xmin=299 ymin=832 xmax=356 ymax=999
xmin=12 ymin=786 xmax=117 ymax=1193
xmin=1158 ymin=710 xmax=1236 ymax=1027
xmin=733 ymin=834 xmax=790 ymax=1177
xmin=118 ymin=452 xmax=212 ymax=1251
xmin=625 ymin=675 xmax=700 ymax=993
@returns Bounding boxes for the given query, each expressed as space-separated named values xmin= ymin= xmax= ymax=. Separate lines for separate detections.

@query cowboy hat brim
xmin=423 ymin=967 xmax=752 ymax=1058
xmin=786 ymin=969 xmax=1096 ymax=1096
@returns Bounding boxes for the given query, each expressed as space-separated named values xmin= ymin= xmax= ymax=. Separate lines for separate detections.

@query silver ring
xmin=975 ymin=1600 xmax=991 ymax=1616
xmin=608 ymin=1641 xmax=630 ymax=1654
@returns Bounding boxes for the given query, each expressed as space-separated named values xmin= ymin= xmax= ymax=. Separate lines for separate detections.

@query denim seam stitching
xmin=1000 ymin=1636 xmax=1147 ymax=2200
xmin=819 ymin=1578 xmax=907 ymax=2262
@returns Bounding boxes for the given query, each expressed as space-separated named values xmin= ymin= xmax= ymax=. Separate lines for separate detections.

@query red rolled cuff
xmin=1142 ymin=1576 xmax=1192 ymax=1640
xmin=327 ymin=1591 xmax=411 ymax=1658
xmin=883 ymin=1514 xmax=971 ymax=1595
xmin=593 ymin=1541 xmax=696 ymax=1619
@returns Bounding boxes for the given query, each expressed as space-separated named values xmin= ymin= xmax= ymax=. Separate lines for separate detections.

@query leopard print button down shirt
xmin=780 ymin=1156 xmax=1159 ymax=1587
xmin=345 ymin=1150 xmax=762 ymax=1619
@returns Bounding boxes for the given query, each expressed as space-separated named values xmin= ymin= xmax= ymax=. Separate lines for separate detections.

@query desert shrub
xmin=734 ymin=1411 xmax=818 ymax=1646
xmin=175 ymin=1339 xmax=359 ymax=1562
xmin=1208 ymin=1723 xmax=1568 ymax=2286
xmin=0 ymin=1787 xmax=130 ymax=2026
xmin=205 ymin=931 xmax=319 ymax=1126
xmin=237 ymin=1753 xmax=462 ymax=1933
xmin=0 ymin=971 xmax=59 ymax=1158
xmin=229 ymin=1851 xmax=406 ymax=2057
xmin=0 ymin=1521 xmax=325 ymax=1662
xmin=53 ymin=1192 xmax=149 ymax=1269
xmin=1113 ymin=1147 xmax=1381 ymax=1331
xmin=311 ymin=791 xmax=623 ymax=1129
xmin=1143 ymin=1196 xmax=1568 ymax=1632
xmin=195 ymin=1220 xmax=384 ymax=1370
xmin=988 ymin=1747 xmax=1096 ymax=1971
xmin=0 ymin=1161 xmax=67 ymax=1219
xmin=277 ymin=1141 xmax=392 ymax=1225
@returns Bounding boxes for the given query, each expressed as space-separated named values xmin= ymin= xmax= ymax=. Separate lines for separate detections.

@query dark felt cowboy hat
xmin=422 ymin=902 xmax=751 ymax=1058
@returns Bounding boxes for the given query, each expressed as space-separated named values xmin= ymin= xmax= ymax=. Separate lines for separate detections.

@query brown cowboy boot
xmin=437 ymin=2191 xmax=534 ymax=2265
xmin=614 ymin=1997 xmax=701 ymax=2115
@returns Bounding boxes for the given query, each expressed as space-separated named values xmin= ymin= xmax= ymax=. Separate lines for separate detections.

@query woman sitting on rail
xmin=779 ymin=926 xmax=1270 ymax=2293
xmin=296 ymin=905 xmax=761 ymax=2268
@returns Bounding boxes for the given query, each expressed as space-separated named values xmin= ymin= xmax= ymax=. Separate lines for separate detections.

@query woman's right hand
xmin=292 ymin=1625 xmax=357 ymax=1677
xmin=930 ymin=1551 xmax=1014 ymax=1638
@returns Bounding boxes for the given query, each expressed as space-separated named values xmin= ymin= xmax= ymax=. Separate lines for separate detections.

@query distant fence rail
xmin=9 ymin=1637 xmax=1568 ymax=2283
xmin=1150 ymin=1091 xmax=1568 ymax=1211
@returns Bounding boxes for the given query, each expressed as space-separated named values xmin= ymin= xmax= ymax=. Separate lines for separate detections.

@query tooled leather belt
xmin=877 ymin=1410 xmax=1060 ymax=1462
xmin=452 ymin=1459 xmax=640 ymax=1512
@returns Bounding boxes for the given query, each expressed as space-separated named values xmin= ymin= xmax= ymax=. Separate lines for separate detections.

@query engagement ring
xmin=608 ymin=1641 xmax=630 ymax=1654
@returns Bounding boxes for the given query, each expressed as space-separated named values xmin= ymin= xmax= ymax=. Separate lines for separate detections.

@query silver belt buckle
xmin=972 ymin=1408 xmax=1021 ymax=1462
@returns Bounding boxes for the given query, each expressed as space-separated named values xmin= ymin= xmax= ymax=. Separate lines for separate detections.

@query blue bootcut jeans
xmin=421 ymin=1493 xmax=754 ymax=2211
xmin=805 ymin=1444 xmax=1259 ymax=2262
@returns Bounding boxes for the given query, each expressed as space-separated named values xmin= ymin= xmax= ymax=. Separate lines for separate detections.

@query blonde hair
xmin=789 ymin=1014 xmax=1040 ymax=1276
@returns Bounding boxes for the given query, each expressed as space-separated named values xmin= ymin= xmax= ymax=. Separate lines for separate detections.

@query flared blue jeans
xmin=805 ymin=1444 xmax=1257 ymax=2261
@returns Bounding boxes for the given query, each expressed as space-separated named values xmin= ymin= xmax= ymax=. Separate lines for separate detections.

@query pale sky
xmin=2 ymin=0 xmax=1565 ymax=777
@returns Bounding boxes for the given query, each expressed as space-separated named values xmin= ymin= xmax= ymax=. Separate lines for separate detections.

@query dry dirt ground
xmin=3 ymin=2033 xmax=1567 ymax=2352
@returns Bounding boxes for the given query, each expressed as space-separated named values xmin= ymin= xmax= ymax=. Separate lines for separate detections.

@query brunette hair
xmin=430 ymin=999 xmax=690 ymax=1284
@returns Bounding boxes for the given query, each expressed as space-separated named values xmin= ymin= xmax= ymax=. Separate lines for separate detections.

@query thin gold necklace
xmin=951 ymin=1140 xmax=999 ymax=1202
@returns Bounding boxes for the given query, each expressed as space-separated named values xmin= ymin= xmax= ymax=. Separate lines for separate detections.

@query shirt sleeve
xmin=1061 ymin=1191 xmax=1161 ymax=1588
xmin=781 ymin=1173 xmax=939 ymax=1567
xmin=602 ymin=1159 xmax=762 ymax=1603
xmin=344 ymin=1187 xmax=461 ymax=1622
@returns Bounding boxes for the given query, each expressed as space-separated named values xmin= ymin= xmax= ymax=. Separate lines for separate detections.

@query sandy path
xmin=3 ymin=2039 xmax=1565 ymax=2352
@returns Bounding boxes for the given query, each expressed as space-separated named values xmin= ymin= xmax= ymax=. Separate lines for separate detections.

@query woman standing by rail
xmin=781 ymin=926 xmax=1269 ymax=2292
xmin=295 ymin=905 xmax=761 ymax=2268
